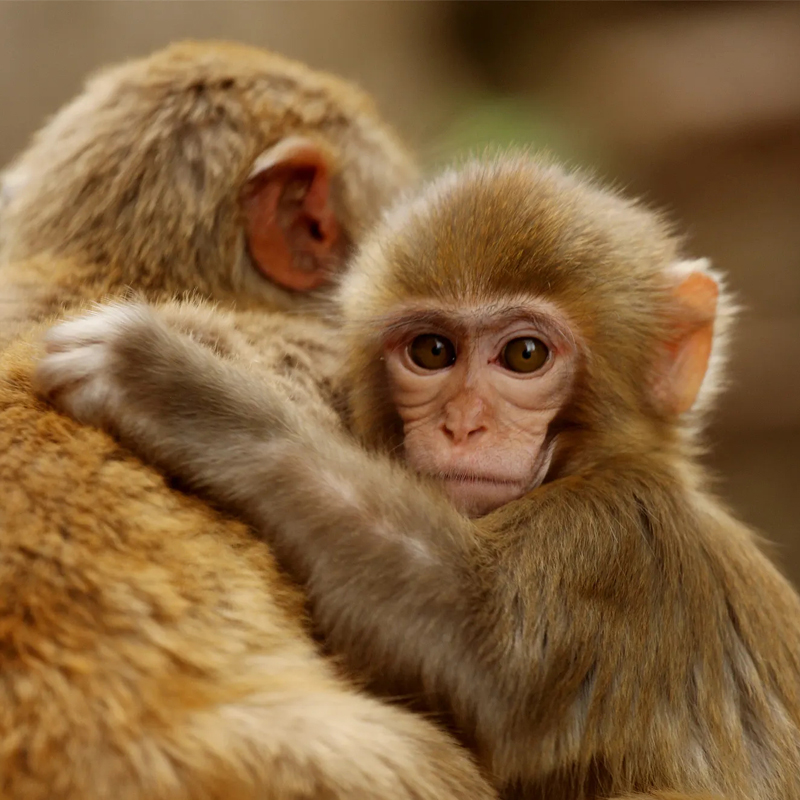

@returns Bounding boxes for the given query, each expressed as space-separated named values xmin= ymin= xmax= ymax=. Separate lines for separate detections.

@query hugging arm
xmin=34 ymin=302 xmax=662 ymax=778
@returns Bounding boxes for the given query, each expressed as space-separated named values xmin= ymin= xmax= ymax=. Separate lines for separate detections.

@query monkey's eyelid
xmin=490 ymin=312 xmax=574 ymax=351
xmin=379 ymin=314 xmax=558 ymax=343
xmin=377 ymin=312 xmax=468 ymax=342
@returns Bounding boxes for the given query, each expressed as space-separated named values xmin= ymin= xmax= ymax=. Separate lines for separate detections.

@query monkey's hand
xmin=34 ymin=301 xmax=299 ymax=481
xmin=34 ymin=302 xmax=153 ymax=429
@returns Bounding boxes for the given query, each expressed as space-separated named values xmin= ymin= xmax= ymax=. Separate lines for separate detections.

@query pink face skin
xmin=383 ymin=298 xmax=577 ymax=517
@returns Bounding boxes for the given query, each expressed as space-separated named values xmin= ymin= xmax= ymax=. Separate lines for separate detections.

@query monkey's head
xmin=340 ymin=156 xmax=732 ymax=516
xmin=0 ymin=41 xmax=417 ymax=311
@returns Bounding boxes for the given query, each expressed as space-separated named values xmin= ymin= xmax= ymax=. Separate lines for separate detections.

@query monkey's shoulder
xmin=0 ymin=331 xmax=308 ymax=630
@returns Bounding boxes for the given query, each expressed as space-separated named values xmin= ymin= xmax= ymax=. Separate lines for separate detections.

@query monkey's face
xmin=383 ymin=297 xmax=577 ymax=517
xmin=343 ymin=156 xmax=720 ymax=510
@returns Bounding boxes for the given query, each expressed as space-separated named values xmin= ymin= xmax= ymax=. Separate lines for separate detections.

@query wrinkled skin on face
xmin=383 ymin=298 xmax=577 ymax=516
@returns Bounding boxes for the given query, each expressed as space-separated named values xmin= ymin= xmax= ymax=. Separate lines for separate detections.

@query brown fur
xmin=0 ymin=43 xmax=494 ymax=800
xmin=0 ymin=41 xmax=415 ymax=322
xmin=39 ymin=156 xmax=800 ymax=800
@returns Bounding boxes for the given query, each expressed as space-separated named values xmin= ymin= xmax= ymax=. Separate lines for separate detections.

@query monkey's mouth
xmin=438 ymin=473 xmax=523 ymax=486
xmin=434 ymin=474 xmax=529 ymax=516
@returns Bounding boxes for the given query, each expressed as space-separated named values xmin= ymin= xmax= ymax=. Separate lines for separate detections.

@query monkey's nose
xmin=442 ymin=397 xmax=489 ymax=446
xmin=441 ymin=421 xmax=487 ymax=446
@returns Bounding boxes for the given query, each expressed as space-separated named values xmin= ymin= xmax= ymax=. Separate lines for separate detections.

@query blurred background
xmin=1 ymin=1 xmax=798 ymax=580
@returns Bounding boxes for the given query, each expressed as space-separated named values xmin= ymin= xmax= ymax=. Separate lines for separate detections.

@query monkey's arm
xmin=34 ymin=303 xmax=666 ymax=773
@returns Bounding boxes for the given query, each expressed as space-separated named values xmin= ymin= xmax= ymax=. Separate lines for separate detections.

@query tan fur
xmin=0 ymin=43 xmax=493 ymax=800
xmin=0 ymin=41 xmax=416 ymax=319
xmin=40 ymin=155 xmax=800 ymax=799
xmin=336 ymin=159 xmax=800 ymax=798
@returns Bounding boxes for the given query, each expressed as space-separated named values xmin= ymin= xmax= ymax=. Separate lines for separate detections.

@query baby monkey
xmin=36 ymin=156 xmax=800 ymax=800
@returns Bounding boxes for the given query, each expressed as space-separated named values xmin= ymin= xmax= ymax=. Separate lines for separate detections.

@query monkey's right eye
xmin=408 ymin=334 xmax=456 ymax=370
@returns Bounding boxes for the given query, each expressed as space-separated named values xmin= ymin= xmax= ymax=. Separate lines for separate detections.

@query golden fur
xmin=0 ymin=43 xmax=493 ymax=800
xmin=39 ymin=156 xmax=800 ymax=799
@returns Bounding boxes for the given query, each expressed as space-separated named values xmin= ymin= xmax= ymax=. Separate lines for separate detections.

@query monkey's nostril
xmin=309 ymin=220 xmax=324 ymax=241
xmin=442 ymin=423 xmax=486 ymax=446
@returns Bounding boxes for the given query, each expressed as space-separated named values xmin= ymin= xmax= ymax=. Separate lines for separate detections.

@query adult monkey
xmin=0 ymin=40 xmax=411 ymax=331
xmin=0 ymin=43 xmax=494 ymax=800
xmin=38 ymin=156 xmax=800 ymax=800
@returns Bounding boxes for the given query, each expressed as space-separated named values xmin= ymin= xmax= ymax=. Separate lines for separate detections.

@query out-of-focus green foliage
xmin=425 ymin=94 xmax=590 ymax=169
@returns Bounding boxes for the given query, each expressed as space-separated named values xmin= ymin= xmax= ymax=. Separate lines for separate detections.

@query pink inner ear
xmin=240 ymin=141 xmax=341 ymax=293
xmin=654 ymin=271 xmax=719 ymax=417
xmin=665 ymin=324 xmax=715 ymax=416
xmin=241 ymin=180 xmax=299 ymax=290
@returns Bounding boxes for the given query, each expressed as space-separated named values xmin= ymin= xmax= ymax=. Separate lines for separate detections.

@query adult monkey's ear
xmin=240 ymin=136 xmax=342 ymax=292
xmin=651 ymin=259 xmax=719 ymax=417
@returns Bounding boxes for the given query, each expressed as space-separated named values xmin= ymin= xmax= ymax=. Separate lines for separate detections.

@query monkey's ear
xmin=652 ymin=260 xmax=719 ymax=417
xmin=240 ymin=137 xmax=341 ymax=292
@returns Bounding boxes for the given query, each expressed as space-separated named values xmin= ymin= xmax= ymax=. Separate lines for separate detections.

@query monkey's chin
xmin=441 ymin=478 xmax=527 ymax=518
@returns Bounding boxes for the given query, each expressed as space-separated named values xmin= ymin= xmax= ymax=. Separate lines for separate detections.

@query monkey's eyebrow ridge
xmin=376 ymin=305 xmax=573 ymax=348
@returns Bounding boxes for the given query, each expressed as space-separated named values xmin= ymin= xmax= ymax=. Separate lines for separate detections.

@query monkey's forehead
xmin=97 ymin=41 xmax=372 ymax=108
xmin=75 ymin=41 xmax=406 ymax=172
xmin=357 ymin=157 xmax=680 ymax=308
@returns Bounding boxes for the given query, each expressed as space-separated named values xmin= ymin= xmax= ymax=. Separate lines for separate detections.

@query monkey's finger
xmin=42 ymin=303 xmax=148 ymax=352
xmin=43 ymin=319 xmax=112 ymax=353
xmin=33 ymin=345 xmax=109 ymax=397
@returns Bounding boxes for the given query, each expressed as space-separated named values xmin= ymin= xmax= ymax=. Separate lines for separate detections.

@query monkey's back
xmin=0 ymin=330 xmax=314 ymax=796
xmin=0 ymin=323 xmax=491 ymax=800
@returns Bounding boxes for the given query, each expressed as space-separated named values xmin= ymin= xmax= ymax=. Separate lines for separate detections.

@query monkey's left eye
xmin=501 ymin=337 xmax=549 ymax=373
xmin=408 ymin=334 xmax=456 ymax=370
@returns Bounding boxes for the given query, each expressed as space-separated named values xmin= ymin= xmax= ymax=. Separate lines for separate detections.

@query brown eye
xmin=501 ymin=337 xmax=549 ymax=373
xmin=408 ymin=334 xmax=456 ymax=370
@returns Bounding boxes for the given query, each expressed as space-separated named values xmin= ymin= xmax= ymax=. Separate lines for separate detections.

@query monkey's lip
xmin=434 ymin=473 xmax=529 ymax=516
xmin=435 ymin=473 xmax=527 ymax=488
